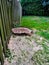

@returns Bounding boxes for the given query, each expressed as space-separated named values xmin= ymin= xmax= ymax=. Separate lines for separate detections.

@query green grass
xmin=32 ymin=42 xmax=49 ymax=65
xmin=21 ymin=16 xmax=49 ymax=30
xmin=20 ymin=16 xmax=49 ymax=65
xmin=20 ymin=16 xmax=49 ymax=40
xmin=36 ymin=30 xmax=49 ymax=40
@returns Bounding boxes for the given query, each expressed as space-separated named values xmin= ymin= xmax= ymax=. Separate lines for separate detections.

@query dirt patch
xmin=4 ymin=30 xmax=44 ymax=65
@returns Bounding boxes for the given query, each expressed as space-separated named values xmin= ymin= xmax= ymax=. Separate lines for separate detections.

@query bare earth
xmin=4 ymin=29 xmax=45 ymax=65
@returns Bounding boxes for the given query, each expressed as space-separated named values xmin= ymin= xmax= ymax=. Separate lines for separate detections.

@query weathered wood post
xmin=12 ymin=0 xmax=22 ymax=27
xmin=0 ymin=15 xmax=7 ymax=55
xmin=0 ymin=38 xmax=4 ymax=65
xmin=0 ymin=0 xmax=12 ymax=56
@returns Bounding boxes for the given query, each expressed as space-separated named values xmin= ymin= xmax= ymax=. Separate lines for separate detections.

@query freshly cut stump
xmin=12 ymin=27 xmax=33 ymax=35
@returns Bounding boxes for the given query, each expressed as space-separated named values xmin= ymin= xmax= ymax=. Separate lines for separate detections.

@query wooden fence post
xmin=0 ymin=38 xmax=4 ymax=65
xmin=0 ymin=0 xmax=12 ymax=50
xmin=0 ymin=16 xmax=6 ymax=55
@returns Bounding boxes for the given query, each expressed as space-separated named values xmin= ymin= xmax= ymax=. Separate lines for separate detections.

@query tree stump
xmin=12 ymin=27 xmax=33 ymax=36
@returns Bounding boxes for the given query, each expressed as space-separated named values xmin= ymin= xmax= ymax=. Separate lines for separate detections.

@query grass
xmin=32 ymin=42 xmax=49 ymax=65
xmin=20 ymin=16 xmax=49 ymax=65
xmin=20 ymin=16 xmax=49 ymax=40
xmin=36 ymin=30 xmax=49 ymax=40
xmin=21 ymin=16 xmax=49 ymax=30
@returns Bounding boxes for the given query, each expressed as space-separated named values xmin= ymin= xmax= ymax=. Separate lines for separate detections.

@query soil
xmin=4 ymin=29 xmax=44 ymax=65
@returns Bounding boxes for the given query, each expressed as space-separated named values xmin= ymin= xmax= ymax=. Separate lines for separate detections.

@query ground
xmin=4 ymin=29 xmax=49 ymax=65
xmin=4 ymin=16 xmax=49 ymax=65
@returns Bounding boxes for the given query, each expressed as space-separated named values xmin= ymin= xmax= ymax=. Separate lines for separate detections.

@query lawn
xmin=20 ymin=16 xmax=49 ymax=40
xmin=20 ymin=16 xmax=49 ymax=65
xmin=4 ymin=16 xmax=49 ymax=65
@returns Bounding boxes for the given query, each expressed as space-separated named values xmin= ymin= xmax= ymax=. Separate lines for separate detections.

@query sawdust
xmin=4 ymin=30 xmax=44 ymax=65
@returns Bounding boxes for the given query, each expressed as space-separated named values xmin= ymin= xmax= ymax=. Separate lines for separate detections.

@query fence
xmin=0 ymin=0 xmax=22 ymax=65
xmin=0 ymin=0 xmax=12 ymax=64
xmin=0 ymin=37 xmax=4 ymax=65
